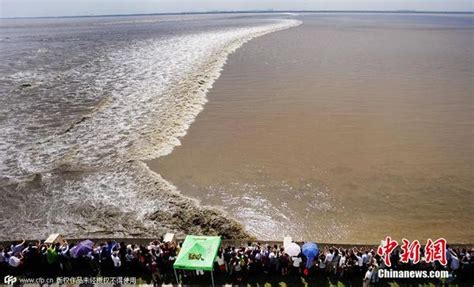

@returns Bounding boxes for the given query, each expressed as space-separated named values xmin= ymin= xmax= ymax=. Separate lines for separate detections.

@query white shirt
xmin=356 ymin=255 xmax=363 ymax=267
xmin=364 ymin=269 xmax=373 ymax=281
xmin=216 ymin=256 xmax=224 ymax=265
xmin=319 ymin=259 xmax=326 ymax=269
xmin=450 ymin=255 xmax=459 ymax=270
xmin=362 ymin=253 xmax=368 ymax=264
xmin=325 ymin=253 xmax=333 ymax=263
xmin=111 ymin=255 xmax=121 ymax=267
xmin=9 ymin=256 xmax=21 ymax=267
xmin=339 ymin=256 xmax=346 ymax=267
xmin=60 ymin=245 xmax=69 ymax=256
xmin=292 ymin=257 xmax=302 ymax=267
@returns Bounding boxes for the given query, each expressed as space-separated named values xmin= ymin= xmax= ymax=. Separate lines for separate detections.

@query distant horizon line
xmin=1 ymin=9 xmax=473 ymax=20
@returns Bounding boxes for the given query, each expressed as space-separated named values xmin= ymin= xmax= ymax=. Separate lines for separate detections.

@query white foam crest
xmin=9 ymin=19 xmax=301 ymax=178
xmin=0 ymin=162 xmax=187 ymax=239
xmin=197 ymin=180 xmax=338 ymax=240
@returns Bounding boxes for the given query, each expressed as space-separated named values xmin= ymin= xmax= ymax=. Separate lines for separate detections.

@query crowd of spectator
xmin=0 ymin=238 xmax=472 ymax=286
xmin=215 ymin=242 xmax=473 ymax=286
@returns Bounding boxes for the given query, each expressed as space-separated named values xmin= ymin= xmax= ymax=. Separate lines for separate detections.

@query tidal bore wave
xmin=0 ymin=17 xmax=301 ymax=240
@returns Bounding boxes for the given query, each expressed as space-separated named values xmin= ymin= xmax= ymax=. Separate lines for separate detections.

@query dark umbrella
xmin=70 ymin=239 xmax=94 ymax=258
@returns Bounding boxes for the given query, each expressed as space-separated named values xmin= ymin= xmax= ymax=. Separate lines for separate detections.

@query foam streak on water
xmin=0 ymin=16 xmax=301 ymax=240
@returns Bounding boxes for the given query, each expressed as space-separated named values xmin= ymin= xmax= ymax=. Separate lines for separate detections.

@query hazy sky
xmin=1 ymin=0 xmax=473 ymax=18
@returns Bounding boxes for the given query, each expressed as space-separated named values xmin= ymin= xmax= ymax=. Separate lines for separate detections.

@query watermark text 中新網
xmin=376 ymin=237 xmax=451 ymax=279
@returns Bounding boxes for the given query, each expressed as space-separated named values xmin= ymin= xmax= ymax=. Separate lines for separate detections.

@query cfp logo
xmin=3 ymin=275 xmax=17 ymax=285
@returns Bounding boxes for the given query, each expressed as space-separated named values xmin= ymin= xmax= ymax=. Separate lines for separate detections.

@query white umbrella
xmin=286 ymin=242 xmax=301 ymax=257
